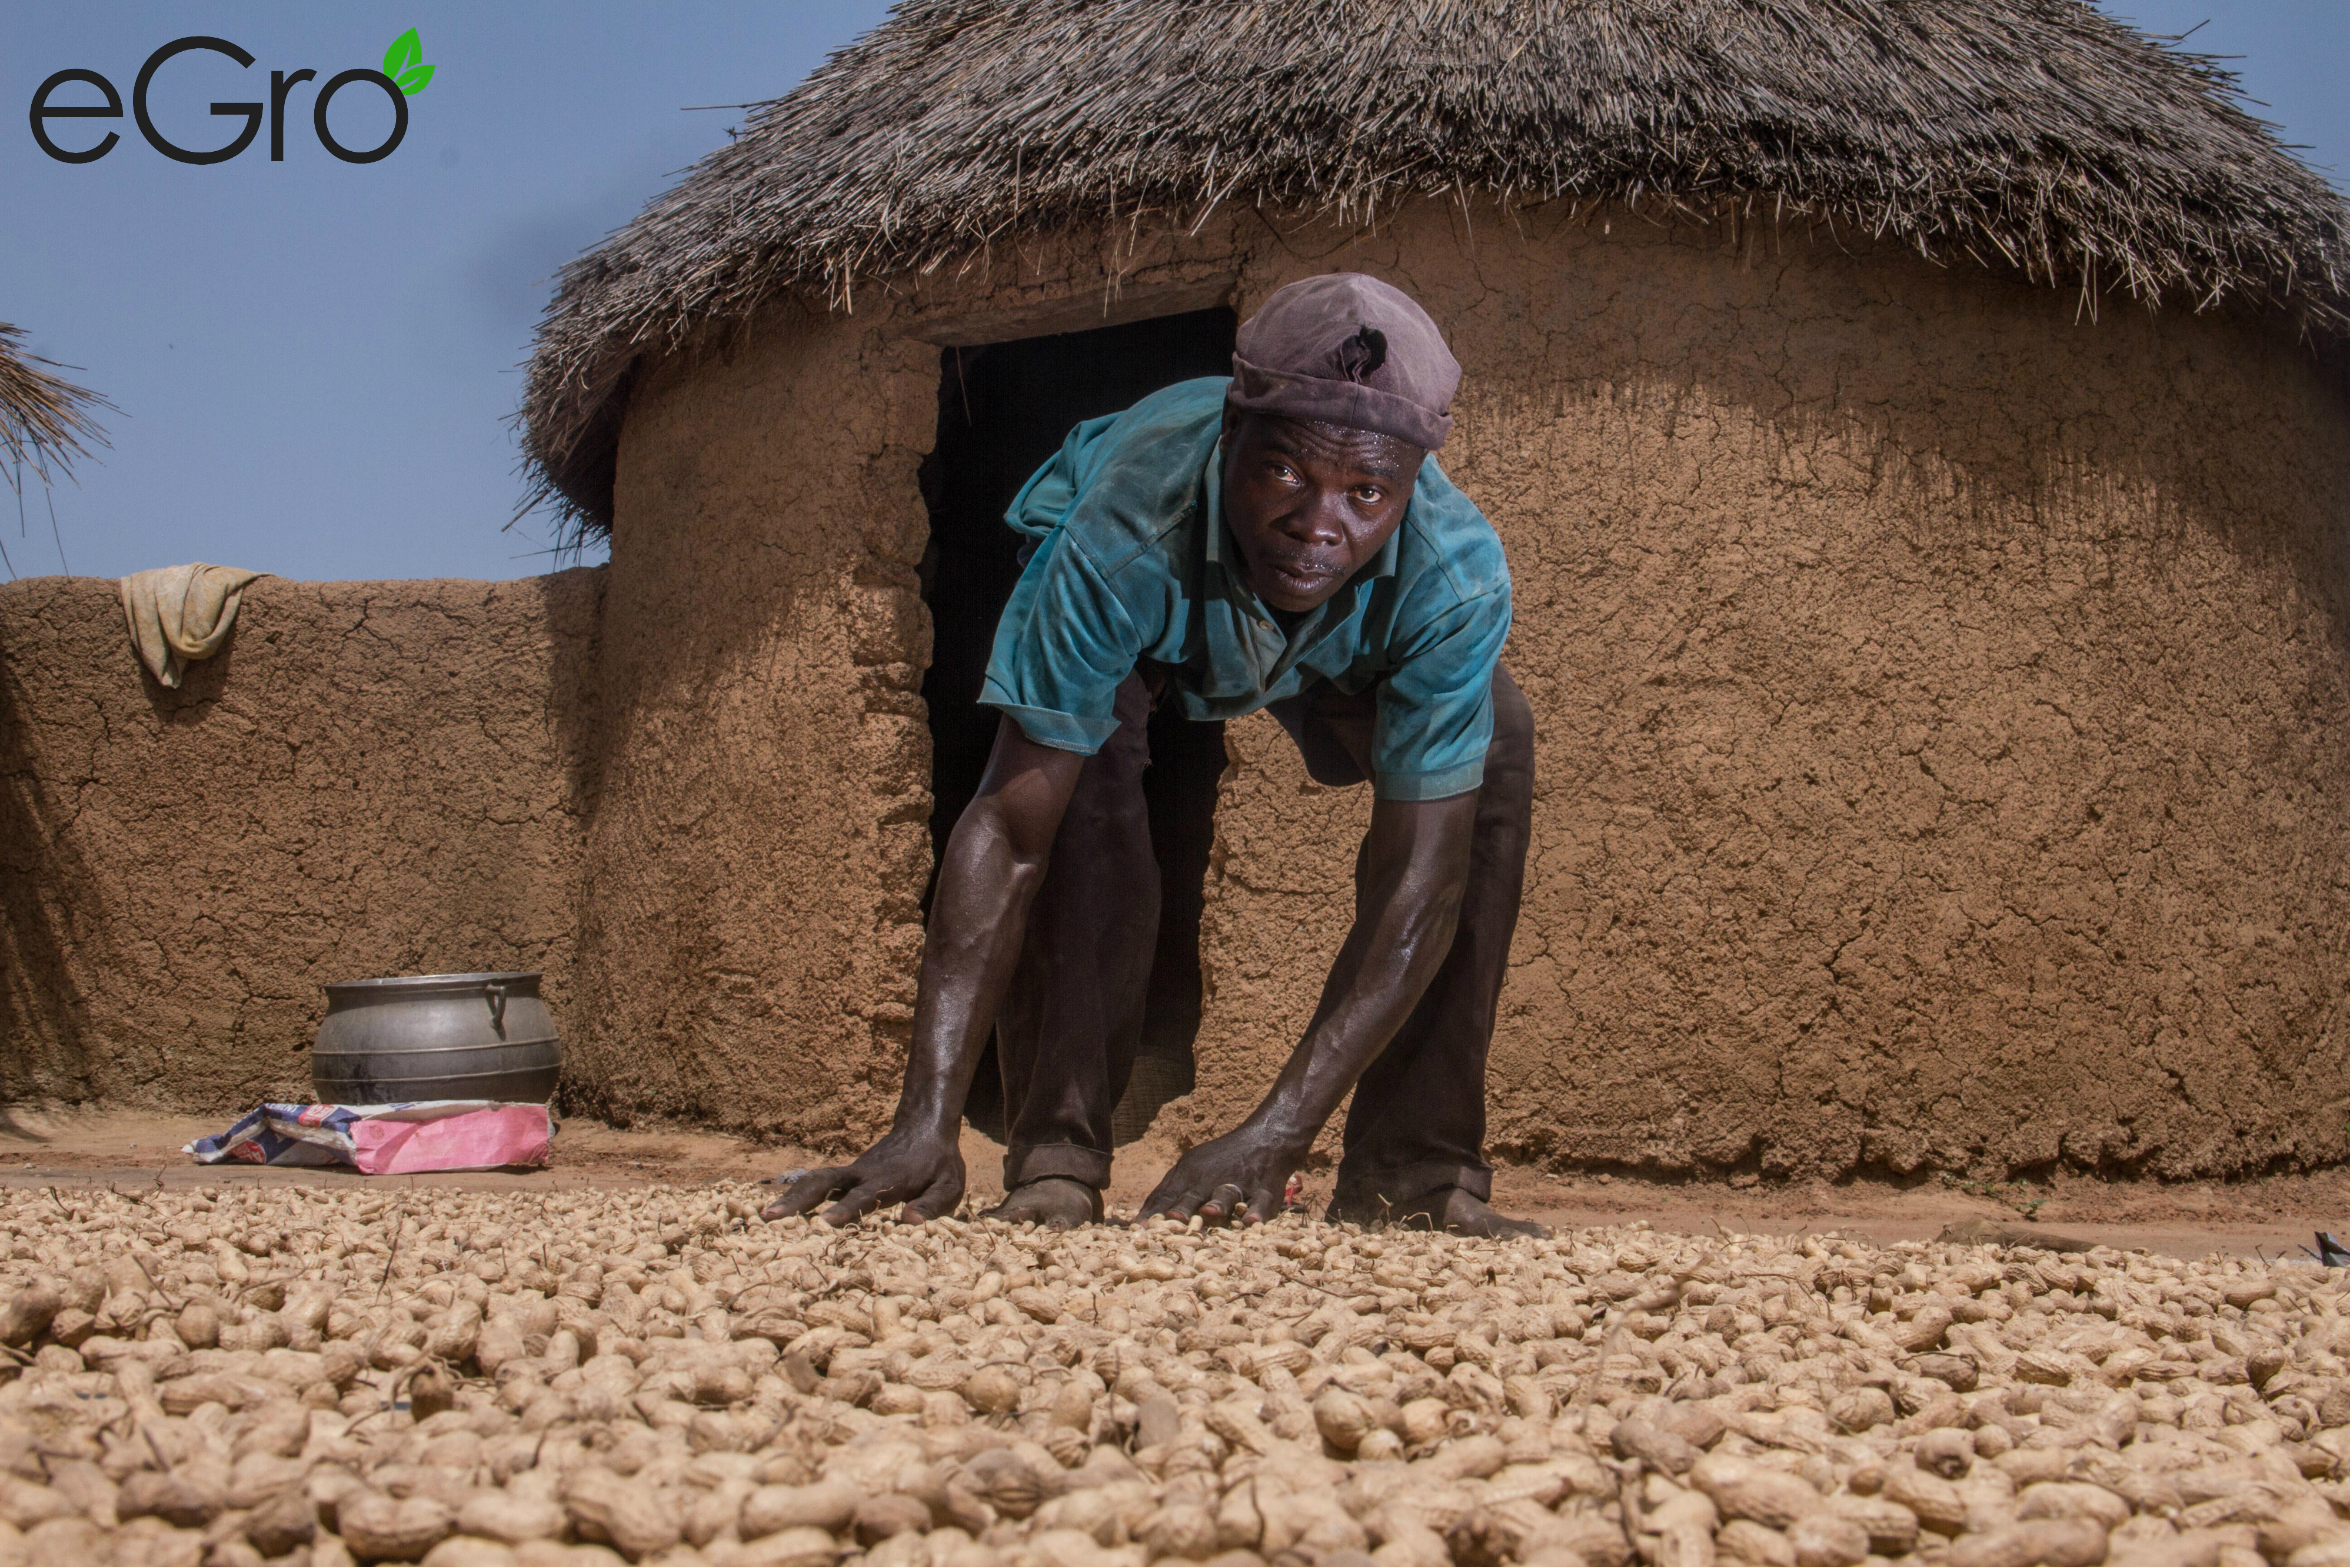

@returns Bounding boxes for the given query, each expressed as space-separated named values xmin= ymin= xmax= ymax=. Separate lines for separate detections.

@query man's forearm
xmin=892 ymin=809 xmax=1048 ymax=1136
xmin=890 ymin=721 xmax=1088 ymax=1139
xmin=1243 ymin=793 xmax=1478 ymax=1151
xmin=760 ymin=721 xmax=1084 ymax=1227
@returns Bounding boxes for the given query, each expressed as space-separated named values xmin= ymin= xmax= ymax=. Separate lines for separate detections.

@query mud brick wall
xmin=9 ymin=198 xmax=2346 ymax=1182
xmin=1176 ymin=205 xmax=2350 ymax=1182
xmin=0 ymin=572 xmax=602 ymax=1110
xmin=565 ymin=298 xmax=940 ymax=1141
xmin=574 ymin=200 xmax=2350 ymax=1178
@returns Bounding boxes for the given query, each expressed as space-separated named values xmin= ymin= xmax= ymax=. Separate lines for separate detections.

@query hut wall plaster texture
xmin=1171 ymin=204 xmax=2350 ymax=1183
xmin=570 ymin=298 xmax=940 ymax=1140
xmin=591 ymin=201 xmax=2350 ymax=1179
xmin=574 ymin=231 xmax=1248 ymax=1145
xmin=0 ymin=572 xmax=601 ymax=1110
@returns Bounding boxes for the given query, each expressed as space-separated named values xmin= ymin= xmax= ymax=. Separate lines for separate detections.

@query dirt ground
xmin=5 ymin=1104 xmax=2342 ymax=1264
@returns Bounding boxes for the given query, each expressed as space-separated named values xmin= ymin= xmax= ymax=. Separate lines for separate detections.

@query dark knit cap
xmin=1228 ymin=274 xmax=1460 ymax=451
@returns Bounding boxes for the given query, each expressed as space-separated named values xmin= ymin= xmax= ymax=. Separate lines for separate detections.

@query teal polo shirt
xmin=978 ymin=377 xmax=1512 ymax=801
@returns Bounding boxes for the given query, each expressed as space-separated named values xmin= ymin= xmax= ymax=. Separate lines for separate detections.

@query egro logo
xmin=29 ymin=29 xmax=437 ymax=166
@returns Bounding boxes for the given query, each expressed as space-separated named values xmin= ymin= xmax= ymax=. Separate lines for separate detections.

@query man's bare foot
xmin=986 ymin=1177 xmax=1103 ymax=1228
xmin=1429 ymin=1187 xmax=1553 ymax=1238
xmin=1328 ymin=1185 xmax=1552 ymax=1239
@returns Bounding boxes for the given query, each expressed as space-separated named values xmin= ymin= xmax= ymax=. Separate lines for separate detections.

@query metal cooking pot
xmin=312 ymin=971 xmax=560 ymax=1105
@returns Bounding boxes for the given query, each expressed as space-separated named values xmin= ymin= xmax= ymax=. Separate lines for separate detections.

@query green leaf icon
xmin=384 ymin=28 xmax=422 ymax=80
xmin=395 ymin=62 xmax=435 ymax=95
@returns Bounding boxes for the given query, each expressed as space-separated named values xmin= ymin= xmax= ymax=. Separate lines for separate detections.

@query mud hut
xmin=521 ymin=0 xmax=2350 ymax=1182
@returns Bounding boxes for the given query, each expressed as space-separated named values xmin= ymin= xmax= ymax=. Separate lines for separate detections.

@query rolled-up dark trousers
xmin=993 ymin=664 xmax=1535 ymax=1211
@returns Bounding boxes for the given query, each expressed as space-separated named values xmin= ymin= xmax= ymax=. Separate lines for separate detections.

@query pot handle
xmin=485 ymin=982 xmax=507 ymax=1037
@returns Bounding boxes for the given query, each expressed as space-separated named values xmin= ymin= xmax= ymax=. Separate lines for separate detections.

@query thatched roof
xmin=0 ymin=324 xmax=108 ymax=488
xmin=522 ymin=0 xmax=2350 ymax=538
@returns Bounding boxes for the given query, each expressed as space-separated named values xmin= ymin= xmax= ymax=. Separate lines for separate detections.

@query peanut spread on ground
xmin=0 ymin=1183 xmax=2341 ymax=1565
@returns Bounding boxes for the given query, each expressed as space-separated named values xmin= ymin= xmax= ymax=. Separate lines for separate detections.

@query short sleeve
xmin=1004 ymin=411 xmax=1121 ymax=541
xmin=1371 ymin=584 xmax=1510 ymax=800
xmin=978 ymin=527 xmax=1144 ymax=754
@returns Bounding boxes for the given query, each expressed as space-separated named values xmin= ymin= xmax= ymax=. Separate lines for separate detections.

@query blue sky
xmin=2 ymin=2 xmax=2341 ymax=584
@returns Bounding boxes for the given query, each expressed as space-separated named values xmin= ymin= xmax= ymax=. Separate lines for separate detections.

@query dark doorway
xmin=916 ymin=307 xmax=1237 ymax=1146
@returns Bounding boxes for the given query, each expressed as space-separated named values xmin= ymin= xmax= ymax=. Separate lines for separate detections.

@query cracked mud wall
xmin=1172 ymin=204 xmax=2350 ymax=1182
xmin=0 ymin=572 xmax=602 ymax=1110
xmin=574 ymin=228 xmax=1244 ymax=1143
xmin=6 ymin=206 xmax=2332 ymax=1179
xmin=572 ymin=297 xmax=938 ymax=1140
xmin=587 ymin=199 xmax=2350 ymax=1179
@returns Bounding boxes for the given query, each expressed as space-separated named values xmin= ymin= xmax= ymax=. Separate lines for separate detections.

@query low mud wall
xmin=0 ymin=571 xmax=601 ymax=1111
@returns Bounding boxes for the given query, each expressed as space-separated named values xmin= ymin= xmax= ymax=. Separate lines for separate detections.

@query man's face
xmin=1219 ymin=410 xmax=1424 ymax=614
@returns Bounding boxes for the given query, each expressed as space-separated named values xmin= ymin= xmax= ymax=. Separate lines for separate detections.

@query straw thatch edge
xmin=0 ymin=324 xmax=111 ymax=491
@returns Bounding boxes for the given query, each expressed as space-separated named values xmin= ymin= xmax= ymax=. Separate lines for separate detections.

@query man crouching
xmin=766 ymin=274 xmax=1545 ymax=1237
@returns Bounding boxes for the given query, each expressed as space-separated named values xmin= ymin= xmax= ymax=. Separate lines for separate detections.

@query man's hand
xmin=1139 ymin=1124 xmax=1303 ymax=1227
xmin=1141 ymin=794 xmax=1477 ymax=1224
xmin=760 ymin=1127 xmax=964 ymax=1226
xmin=762 ymin=720 xmax=1083 ymax=1230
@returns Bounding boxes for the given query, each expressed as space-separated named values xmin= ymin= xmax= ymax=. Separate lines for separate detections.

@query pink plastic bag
xmin=349 ymin=1104 xmax=552 ymax=1174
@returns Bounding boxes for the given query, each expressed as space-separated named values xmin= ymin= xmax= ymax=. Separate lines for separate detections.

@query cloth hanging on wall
xmin=119 ymin=562 xmax=264 ymax=687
